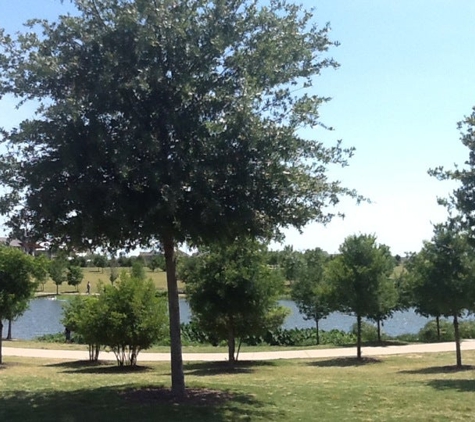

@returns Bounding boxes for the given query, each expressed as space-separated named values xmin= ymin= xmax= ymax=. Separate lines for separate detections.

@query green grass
xmin=3 ymin=339 xmax=344 ymax=353
xmin=35 ymin=267 xmax=182 ymax=296
xmin=2 ymin=351 xmax=475 ymax=421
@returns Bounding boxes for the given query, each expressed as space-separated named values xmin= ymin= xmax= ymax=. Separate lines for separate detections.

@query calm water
xmin=3 ymin=297 xmax=433 ymax=340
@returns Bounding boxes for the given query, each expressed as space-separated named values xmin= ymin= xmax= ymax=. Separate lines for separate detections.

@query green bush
xmin=418 ymin=319 xmax=454 ymax=342
xmin=458 ymin=320 xmax=475 ymax=339
xmin=351 ymin=321 xmax=380 ymax=343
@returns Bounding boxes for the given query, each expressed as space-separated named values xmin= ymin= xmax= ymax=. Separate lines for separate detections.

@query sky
xmin=1 ymin=0 xmax=474 ymax=256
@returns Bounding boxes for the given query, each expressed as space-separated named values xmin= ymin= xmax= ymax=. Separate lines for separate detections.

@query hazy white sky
xmin=1 ymin=0 xmax=474 ymax=255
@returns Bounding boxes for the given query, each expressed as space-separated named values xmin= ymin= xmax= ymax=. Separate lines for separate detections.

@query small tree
xmin=148 ymin=255 xmax=165 ymax=272
xmin=185 ymin=239 xmax=288 ymax=363
xmin=0 ymin=247 xmax=37 ymax=363
xmin=367 ymin=277 xmax=398 ymax=343
xmin=406 ymin=224 xmax=475 ymax=367
xmin=67 ymin=265 xmax=84 ymax=292
xmin=131 ymin=260 xmax=146 ymax=281
xmin=291 ymin=248 xmax=332 ymax=345
xmin=63 ymin=274 xmax=168 ymax=365
xmin=326 ymin=235 xmax=395 ymax=359
xmin=49 ymin=258 xmax=67 ymax=295
xmin=32 ymin=255 xmax=50 ymax=292
xmin=93 ymin=255 xmax=108 ymax=273
xmin=109 ymin=259 xmax=119 ymax=286
xmin=62 ymin=296 xmax=104 ymax=360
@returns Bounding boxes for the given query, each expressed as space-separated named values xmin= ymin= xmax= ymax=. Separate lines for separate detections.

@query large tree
xmin=184 ymin=238 xmax=288 ymax=363
xmin=405 ymin=225 xmax=475 ymax=368
xmin=326 ymin=234 xmax=395 ymax=359
xmin=0 ymin=247 xmax=37 ymax=363
xmin=0 ymin=0 xmax=358 ymax=394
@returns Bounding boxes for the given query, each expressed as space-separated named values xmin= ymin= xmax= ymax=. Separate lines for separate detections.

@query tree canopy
xmin=0 ymin=247 xmax=37 ymax=363
xmin=405 ymin=224 xmax=475 ymax=367
xmin=325 ymin=234 xmax=394 ymax=359
xmin=0 ymin=0 xmax=358 ymax=395
xmin=291 ymin=247 xmax=331 ymax=344
xmin=184 ymin=238 xmax=288 ymax=363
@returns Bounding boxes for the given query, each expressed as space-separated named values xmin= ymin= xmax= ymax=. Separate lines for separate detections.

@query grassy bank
xmin=2 ymin=351 xmax=475 ymax=421
xmin=35 ymin=267 xmax=183 ymax=295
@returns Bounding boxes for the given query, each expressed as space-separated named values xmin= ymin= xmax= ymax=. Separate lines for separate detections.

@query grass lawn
xmin=35 ymin=267 xmax=183 ymax=296
xmin=2 ymin=351 xmax=475 ymax=421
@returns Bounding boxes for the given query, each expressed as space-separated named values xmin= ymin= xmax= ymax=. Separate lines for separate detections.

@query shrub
xmin=351 ymin=321 xmax=380 ymax=343
xmin=418 ymin=319 xmax=454 ymax=342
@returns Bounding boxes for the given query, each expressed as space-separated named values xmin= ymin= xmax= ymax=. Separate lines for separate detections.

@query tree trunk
xmin=7 ymin=319 xmax=12 ymax=340
xmin=228 ymin=326 xmax=235 ymax=364
xmin=0 ymin=321 xmax=3 ymax=364
xmin=56 ymin=283 xmax=59 ymax=295
xmin=357 ymin=315 xmax=362 ymax=360
xmin=436 ymin=316 xmax=440 ymax=341
xmin=453 ymin=314 xmax=462 ymax=368
xmin=377 ymin=320 xmax=381 ymax=343
xmin=316 ymin=317 xmax=320 ymax=345
xmin=164 ymin=236 xmax=185 ymax=397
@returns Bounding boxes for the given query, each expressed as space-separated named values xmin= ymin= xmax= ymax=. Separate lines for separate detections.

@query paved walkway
xmin=4 ymin=341 xmax=475 ymax=362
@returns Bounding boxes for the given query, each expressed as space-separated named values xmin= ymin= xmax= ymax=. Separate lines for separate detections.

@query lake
xmin=3 ymin=297 xmax=433 ymax=340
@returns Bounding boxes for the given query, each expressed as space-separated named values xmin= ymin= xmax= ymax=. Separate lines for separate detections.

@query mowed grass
xmin=36 ymin=267 xmax=183 ymax=295
xmin=2 ymin=351 xmax=475 ymax=421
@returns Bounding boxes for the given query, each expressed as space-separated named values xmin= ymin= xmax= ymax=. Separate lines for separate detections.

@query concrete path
xmin=4 ymin=340 xmax=475 ymax=362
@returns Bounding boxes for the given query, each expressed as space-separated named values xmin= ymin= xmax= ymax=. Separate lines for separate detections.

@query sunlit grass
xmin=2 ymin=351 xmax=475 ymax=421
xmin=35 ymin=267 xmax=182 ymax=296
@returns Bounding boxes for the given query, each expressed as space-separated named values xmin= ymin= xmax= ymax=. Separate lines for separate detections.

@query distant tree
xmin=326 ymin=235 xmax=395 ymax=359
xmin=0 ymin=247 xmax=37 ymax=362
xmin=131 ymin=260 xmax=146 ymax=281
xmin=291 ymin=248 xmax=331 ymax=344
xmin=185 ymin=239 xmax=288 ymax=363
xmin=405 ymin=224 xmax=475 ymax=367
xmin=49 ymin=258 xmax=68 ymax=295
xmin=0 ymin=0 xmax=360 ymax=395
xmin=367 ymin=277 xmax=398 ymax=342
xmin=280 ymin=246 xmax=306 ymax=284
xmin=148 ymin=255 xmax=165 ymax=272
xmin=32 ymin=255 xmax=50 ymax=292
xmin=67 ymin=265 xmax=84 ymax=292
xmin=93 ymin=255 xmax=108 ymax=273
xmin=109 ymin=259 xmax=119 ymax=286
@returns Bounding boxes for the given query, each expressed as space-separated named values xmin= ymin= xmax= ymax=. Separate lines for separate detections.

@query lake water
xmin=2 ymin=297 xmax=433 ymax=340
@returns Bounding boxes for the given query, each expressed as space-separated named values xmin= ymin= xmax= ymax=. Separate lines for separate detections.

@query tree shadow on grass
xmin=399 ymin=365 xmax=475 ymax=375
xmin=307 ymin=357 xmax=382 ymax=368
xmin=0 ymin=384 xmax=274 ymax=422
xmin=426 ymin=379 xmax=475 ymax=393
xmin=46 ymin=360 xmax=154 ymax=374
xmin=184 ymin=360 xmax=277 ymax=376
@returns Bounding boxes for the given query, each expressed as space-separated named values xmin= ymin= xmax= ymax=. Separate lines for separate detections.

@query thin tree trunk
xmin=56 ymin=283 xmax=59 ymax=295
xmin=357 ymin=315 xmax=362 ymax=360
xmin=316 ymin=317 xmax=320 ymax=345
xmin=228 ymin=326 xmax=235 ymax=364
xmin=0 ymin=321 xmax=3 ymax=364
xmin=377 ymin=320 xmax=381 ymax=343
xmin=436 ymin=316 xmax=440 ymax=341
xmin=454 ymin=314 xmax=462 ymax=368
xmin=164 ymin=236 xmax=185 ymax=397
xmin=7 ymin=319 xmax=12 ymax=340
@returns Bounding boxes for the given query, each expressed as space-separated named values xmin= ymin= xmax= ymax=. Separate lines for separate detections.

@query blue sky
xmin=1 ymin=0 xmax=475 ymax=255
